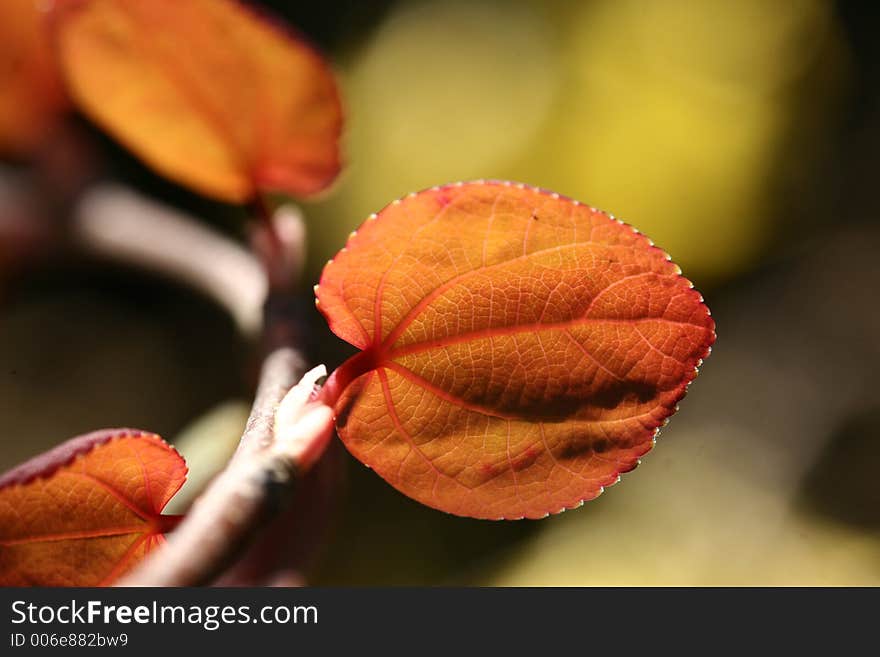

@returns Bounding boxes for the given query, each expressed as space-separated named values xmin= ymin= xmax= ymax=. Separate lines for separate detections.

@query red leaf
xmin=0 ymin=429 xmax=186 ymax=586
xmin=54 ymin=0 xmax=343 ymax=202
xmin=317 ymin=181 xmax=715 ymax=520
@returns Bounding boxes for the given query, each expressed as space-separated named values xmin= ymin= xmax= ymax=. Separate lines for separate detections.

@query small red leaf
xmin=0 ymin=429 xmax=186 ymax=586
xmin=317 ymin=181 xmax=715 ymax=520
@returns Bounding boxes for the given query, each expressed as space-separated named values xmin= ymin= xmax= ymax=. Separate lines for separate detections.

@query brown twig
xmin=74 ymin=184 xmax=268 ymax=336
xmin=0 ymin=165 xmax=60 ymax=270
xmin=119 ymin=351 xmax=334 ymax=586
xmin=67 ymin=183 xmax=337 ymax=586
xmin=250 ymin=201 xmax=307 ymax=292
xmin=214 ymin=441 xmax=345 ymax=586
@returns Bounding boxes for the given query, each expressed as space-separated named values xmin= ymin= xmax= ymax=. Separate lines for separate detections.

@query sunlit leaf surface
xmin=56 ymin=0 xmax=342 ymax=202
xmin=317 ymin=181 xmax=715 ymax=519
xmin=0 ymin=0 xmax=68 ymax=156
xmin=0 ymin=429 xmax=186 ymax=586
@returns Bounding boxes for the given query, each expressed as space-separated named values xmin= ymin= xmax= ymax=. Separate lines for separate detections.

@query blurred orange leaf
xmin=0 ymin=0 xmax=68 ymax=157
xmin=55 ymin=0 xmax=343 ymax=202
xmin=0 ymin=429 xmax=186 ymax=586
xmin=317 ymin=181 xmax=715 ymax=519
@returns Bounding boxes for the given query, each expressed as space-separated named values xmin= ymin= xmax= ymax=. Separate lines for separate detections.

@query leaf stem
xmin=74 ymin=184 xmax=268 ymax=337
xmin=110 ymin=198 xmax=336 ymax=587
xmin=155 ymin=514 xmax=185 ymax=534
xmin=317 ymin=347 xmax=380 ymax=407
xmin=251 ymin=192 xmax=285 ymax=272
xmin=118 ymin=350 xmax=335 ymax=586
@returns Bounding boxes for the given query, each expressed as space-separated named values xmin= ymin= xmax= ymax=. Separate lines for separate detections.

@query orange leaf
xmin=0 ymin=428 xmax=186 ymax=586
xmin=55 ymin=0 xmax=342 ymax=202
xmin=317 ymin=181 xmax=715 ymax=520
xmin=0 ymin=0 xmax=68 ymax=157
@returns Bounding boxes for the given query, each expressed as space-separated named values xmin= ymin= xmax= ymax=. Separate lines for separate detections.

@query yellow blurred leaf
xmin=305 ymin=0 xmax=561 ymax=263
xmin=485 ymin=433 xmax=880 ymax=586
xmin=308 ymin=0 xmax=846 ymax=283
xmin=514 ymin=0 xmax=846 ymax=279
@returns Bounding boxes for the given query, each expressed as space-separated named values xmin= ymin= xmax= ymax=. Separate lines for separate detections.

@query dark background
xmin=2 ymin=0 xmax=879 ymax=584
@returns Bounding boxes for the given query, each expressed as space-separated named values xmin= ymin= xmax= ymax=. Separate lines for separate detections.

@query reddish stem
xmin=251 ymin=193 xmax=284 ymax=270
xmin=317 ymin=348 xmax=381 ymax=407
xmin=156 ymin=514 xmax=185 ymax=533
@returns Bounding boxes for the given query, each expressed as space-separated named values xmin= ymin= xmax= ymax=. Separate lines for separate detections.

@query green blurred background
xmin=2 ymin=0 xmax=879 ymax=584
